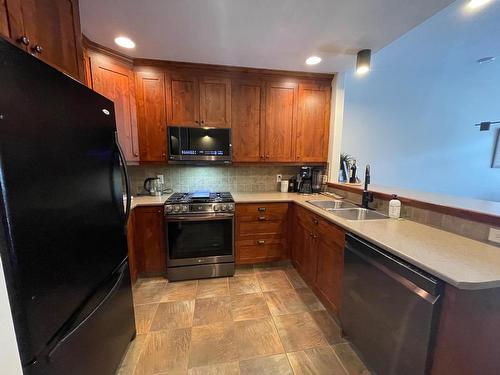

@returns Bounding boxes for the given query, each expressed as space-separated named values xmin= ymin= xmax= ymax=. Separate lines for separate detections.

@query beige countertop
xmin=130 ymin=192 xmax=500 ymax=290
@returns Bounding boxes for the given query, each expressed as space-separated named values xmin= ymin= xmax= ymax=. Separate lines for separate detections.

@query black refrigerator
xmin=0 ymin=37 xmax=136 ymax=374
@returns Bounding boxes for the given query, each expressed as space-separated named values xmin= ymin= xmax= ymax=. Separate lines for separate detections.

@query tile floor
xmin=117 ymin=263 xmax=371 ymax=375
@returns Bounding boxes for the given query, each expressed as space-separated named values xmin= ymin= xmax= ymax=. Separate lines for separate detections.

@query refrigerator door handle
xmin=47 ymin=263 xmax=127 ymax=360
xmin=115 ymin=131 xmax=131 ymax=230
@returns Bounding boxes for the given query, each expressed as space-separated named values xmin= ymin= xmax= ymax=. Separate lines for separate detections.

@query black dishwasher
xmin=341 ymin=233 xmax=443 ymax=375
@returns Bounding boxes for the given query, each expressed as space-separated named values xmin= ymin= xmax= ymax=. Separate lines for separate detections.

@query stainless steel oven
xmin=165 ymin=195 xmax=234 ymax=281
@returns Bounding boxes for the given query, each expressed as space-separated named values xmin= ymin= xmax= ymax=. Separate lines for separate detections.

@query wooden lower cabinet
xmin=292 ymin=204 xmax=345 ymax=314
xmin=235 ymin=203 xmax=289 ymax=264
xmin=130 ymin=206 xmax=166 ymax=277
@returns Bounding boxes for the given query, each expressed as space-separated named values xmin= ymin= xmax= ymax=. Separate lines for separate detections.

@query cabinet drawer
xmin=236 ymin=203 xmax=288 ymax=221
xmin=236 ymin=242 xmax=285 ymax=264
xmin=236 ymin=220 xmax=287 ymax=238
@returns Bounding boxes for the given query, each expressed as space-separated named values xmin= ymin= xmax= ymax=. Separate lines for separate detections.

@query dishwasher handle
xmin=345 ymin=242 xmax=441 ymax=305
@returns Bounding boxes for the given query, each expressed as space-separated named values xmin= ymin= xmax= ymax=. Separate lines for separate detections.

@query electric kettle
xmin=144 ymin=177 xmax=162 ymax=196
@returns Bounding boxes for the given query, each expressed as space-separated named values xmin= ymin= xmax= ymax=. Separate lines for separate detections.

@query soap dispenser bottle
xmin=389 ymin=194 xmax=401 ymax=218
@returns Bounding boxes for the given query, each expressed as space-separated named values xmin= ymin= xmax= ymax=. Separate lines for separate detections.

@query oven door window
xmin=167 ymin=218 xmax=233 ymax=259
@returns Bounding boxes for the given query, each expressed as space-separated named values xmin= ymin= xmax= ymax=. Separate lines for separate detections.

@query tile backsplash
xmin=128 ymin=165 xmax=300 ymax=194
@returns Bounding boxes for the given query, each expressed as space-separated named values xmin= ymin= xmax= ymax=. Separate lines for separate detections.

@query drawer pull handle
xmin=258 ymin=216 xmax=267 ymax=221
xmin=257 ymin=240 xmax=266 ymax=245
xmin=258 ymin=207 xmax=266 ymax=212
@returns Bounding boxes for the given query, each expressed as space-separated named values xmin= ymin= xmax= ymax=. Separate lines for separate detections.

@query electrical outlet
xmin=276 ymin=174 xmax=282 ymax=183
xmin=157 ymin=174 xmax=165 ymax=184
xmin=488 ymin=228 xmax=500 ymax=244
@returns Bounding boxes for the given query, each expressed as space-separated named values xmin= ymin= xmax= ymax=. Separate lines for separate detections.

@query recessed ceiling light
xmin=477 ymin=56 xmax=496 ymax=64
xmin=467 ymin=0 xmax=492 ymax=9
xmin=114 ymin=36 xmax=136 ymax=49
xmin=305 ymin=56 xmax=322 ymax=65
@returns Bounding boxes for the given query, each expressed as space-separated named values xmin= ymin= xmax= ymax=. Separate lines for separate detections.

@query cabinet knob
xmin=201 ymin=120 xmax=205 ymax=124
xmin=313 ymin=234 xmax=318 ymax=239
xmin=257 ymin=207 xmax=266 ymax=212
xmin=31 ymin=45 xmax=43 ymax=54
xmin=257 ymin=240 xmax=266 ymax=245
xmin=265 ymin=155 xmax=269 ymax=159
xmin=134 ymin=153 xmax=139 ymax=157
xmin=162 ymin=153 xmax=166 ymax=157
xmin=297 ymin=155 xmax=301 ymax=159
xmin=19 ymin=36 xmax=30 ymax=46
xmin=258 ymin=216 xmax=267 ymax=221
xmin=195 ymin=120 xmax=199 ymax=124
xmin=313 ymin=218 xmax=319 ymax=225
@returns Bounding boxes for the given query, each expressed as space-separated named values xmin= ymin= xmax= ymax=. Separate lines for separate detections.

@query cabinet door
xmin=133 ymin=206 xmax=166 ymax=276
xmin=199 ymin=77 xmax=231 ymax=128
xmin=264 ymin=81 xmax=298 ymax=162
xmin=0 ymin=0 xmax=11 ymax=38
xmin=293 ymin=220 xmax=317 ymax=283
xmin=166 ymin=72 xmax=199 ymax=126
xmin=315 ymin=239 xmax=343 ymax=313
xmin=135 ymin=70 xmax=167 ymax=161
xmin=232 ymin=80 xmax=265 ymax=162
xmin=20 ymin=0 xmax=83 ymax=79
xmin=89 ymin=52 xmax=139 ymax=161
xmin=296 ymin=83 xmax=331 ymax=162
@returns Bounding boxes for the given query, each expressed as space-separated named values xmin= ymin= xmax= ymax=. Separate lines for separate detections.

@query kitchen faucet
xmin=361 ymin=165 xmax=374 ymax=209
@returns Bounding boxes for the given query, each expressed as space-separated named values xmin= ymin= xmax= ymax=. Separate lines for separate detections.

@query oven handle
xmin=165 ymin=214 xmax=234 ymax=222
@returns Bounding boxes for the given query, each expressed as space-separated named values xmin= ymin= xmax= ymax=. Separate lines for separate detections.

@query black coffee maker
xmin=298 ymin=167 xmax=313 ymax=194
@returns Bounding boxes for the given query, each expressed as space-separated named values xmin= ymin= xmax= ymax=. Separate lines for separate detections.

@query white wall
xmin=0 ymin=257 xmax=23 ymax=374
xmin=341 ymin=0 xmax=500 ymax=202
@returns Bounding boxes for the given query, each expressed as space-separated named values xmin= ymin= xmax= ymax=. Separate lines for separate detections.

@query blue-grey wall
xmin=341 ymin=0 xmax=500 ymax=201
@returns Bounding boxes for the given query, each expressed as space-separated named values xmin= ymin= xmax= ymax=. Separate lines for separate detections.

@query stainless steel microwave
xmin=167 ymin=126 xmax=232 ymax=163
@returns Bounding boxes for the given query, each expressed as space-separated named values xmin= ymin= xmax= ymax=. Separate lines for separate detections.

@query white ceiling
xmin=79 ymin=0 xmax=455 ymax=73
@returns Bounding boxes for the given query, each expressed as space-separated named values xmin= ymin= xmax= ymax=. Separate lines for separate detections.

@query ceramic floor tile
xmin=197 ymin=278 xmax=230 ymax=299
xmin=287 ymin=346 xmax=347 ymax=375
xmin=149 ymin=300 xmax=194 ymax=332
xmin=284 ymin=268 xmax=307 ymax=289
xmin=230 ymin=292 xmax=271 ymax=321
xmin=295 ymin=288 xmax=326 ymax=311
xmin=332 ymin=343 xmax=371 ymax=375
xmin=161 ymin=280 xmax=198 ymax=302
xmin=116 ymin=334 xmax=147 ymax=375
xmin=234 ymin=317 xmax=284 ymax=360
xmin=256 ymin=271 xmax=293 ymax=292
xmin=239 ymin=354 xmax=293 ymax=375
xmin=134 ymin=328 xmax=191 ymax=375
xmin=133 ymin=281 xmax=167 ymax=305
xmin=134 ymin=303 xmax=159 ymax=334
xmin=263 ymin=289 xmax=310 ymax=316
xmin=188 ymin=322 xmax=239 ymax=368
xmin=310 ymin=310 xmax=345 ymax=345
xmin=229 ymin=275 xmax=261 ymax=295
xmin=193 ymin=297 xmax=233 ymax=326
xmin=274 ymin=312 xmax=329 ymax=352
xmin=187 ymin=361 xmax=240 ymax=375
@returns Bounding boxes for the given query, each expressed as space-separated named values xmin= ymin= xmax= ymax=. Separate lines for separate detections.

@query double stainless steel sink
xmin=307 ymin=200 xmax=388 ymax=220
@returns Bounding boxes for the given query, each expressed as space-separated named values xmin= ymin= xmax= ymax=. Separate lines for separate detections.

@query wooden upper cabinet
xmin=199 ymin=77 xmax=231 ymax=128
xmin=0 ymin=0 xmax=10 ymax=38
xmin=264 ymin=81 xmax=298 ymax=162
xmin=232 ymin=80 xmax=265 ymax=162
xmin=166 ymin=73 xmax=199 ymax=126
xmin=88 ymin=52 xmax=139 ymax=162
xmin=135 ymin=70 xmax=167 ymax=161
xmin=296 ymin=83 xmax=331 ymax=162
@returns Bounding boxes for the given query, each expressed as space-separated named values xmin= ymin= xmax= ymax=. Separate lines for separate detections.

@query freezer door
xmin=0 ymin=38 xmax=128 ymax=364
xmin=24 ymin=261 xmax=135 ymax=375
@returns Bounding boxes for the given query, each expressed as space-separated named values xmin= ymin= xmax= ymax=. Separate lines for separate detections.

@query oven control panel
xmin=164 ymin=203 xmax=235 ymax=215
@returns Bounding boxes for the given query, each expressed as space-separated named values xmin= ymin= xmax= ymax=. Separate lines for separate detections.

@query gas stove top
xmin=164 ymin=192 xmax=234 ymax=216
